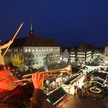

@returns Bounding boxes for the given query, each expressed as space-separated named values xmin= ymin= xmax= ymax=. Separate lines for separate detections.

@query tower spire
xmin=30 ymin=17 xmax=35 ymax=36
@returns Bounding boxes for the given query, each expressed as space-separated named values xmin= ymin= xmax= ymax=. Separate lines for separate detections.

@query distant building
xmin=61 ymin=44 xmax=93 ymax=64
xmin=104 ymin=46 xmax=108 ymax=63
xmin=5 ymin=21 xmax=60 ymax=71
xmin=62 ymin=49 xmax=70 ymax=63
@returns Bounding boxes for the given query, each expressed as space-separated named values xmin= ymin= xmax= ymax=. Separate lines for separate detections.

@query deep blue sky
xmin=0 ymin=0 xmax=108 ymax=47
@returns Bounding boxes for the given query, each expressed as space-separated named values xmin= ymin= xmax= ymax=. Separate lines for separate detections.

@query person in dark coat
xmin=0 ymin=67 xmax=56 ymax=108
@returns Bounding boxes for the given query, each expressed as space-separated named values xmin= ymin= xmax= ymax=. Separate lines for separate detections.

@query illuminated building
xmin=104 ymin=46 xmax=108 ymax=63
xmin=62 ymin=49 xmax=70 ymax=63
xmin=62 ymin=44 xmax=92 ymax=64
xmin=71 ymin=44 xmax=92 ymax=64
xmin=5 ymin=22 xmax=60 ymax=71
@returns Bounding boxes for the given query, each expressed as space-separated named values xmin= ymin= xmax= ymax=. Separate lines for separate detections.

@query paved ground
xmin=57 ymin=94 xmax=108 ymax=108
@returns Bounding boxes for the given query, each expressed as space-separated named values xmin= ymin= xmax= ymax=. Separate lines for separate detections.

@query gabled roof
xmin=9 ymin=20 xmax=59 ymax=47
xmin=10 ymin=36 xmax=59 ymax=47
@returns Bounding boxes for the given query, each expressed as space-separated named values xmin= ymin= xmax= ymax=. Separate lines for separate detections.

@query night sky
xmin=0 ymin=0 xmax=108 ymax=47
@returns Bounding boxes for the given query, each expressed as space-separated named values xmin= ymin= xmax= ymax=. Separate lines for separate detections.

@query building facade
xmin=104 ymin=46 xmax=108 ymax=63
xmin=5 ymin=22 xmax=60 ymax=71
xmin=62 ymin=44 xmax=93 ymax=65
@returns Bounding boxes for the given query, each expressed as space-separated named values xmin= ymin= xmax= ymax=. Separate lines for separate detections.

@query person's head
xmin=0 ymin=69 xmax=17 ymax=91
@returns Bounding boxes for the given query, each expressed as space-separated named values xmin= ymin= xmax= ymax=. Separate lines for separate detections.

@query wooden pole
xmin=3 ymin=22 xmax=24 ymax=57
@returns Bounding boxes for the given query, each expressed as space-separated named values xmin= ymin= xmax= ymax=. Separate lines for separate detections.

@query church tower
xmin=29 ymin=18 xmax=35 ymax=37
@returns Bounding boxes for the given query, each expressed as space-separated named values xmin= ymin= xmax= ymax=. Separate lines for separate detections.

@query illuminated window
xmin=32 ymin=49 xmax=34 ymax=52
xmin=11 ymin=54 xmax=13 ymax=57
xmin=16 ymin=49 xmax=18 ymax=52
xmin=14 ymin=55 xmax=17 ymax=58
xmin=28 ymin=49 xmax=31 ymax=52
xmin=25 ymin=49 xmax=27 ymax=52
xmin=39 ymin=49 xmax=41 ymax=51
xmin=8 ymin=49 xmax=12 ymax=52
